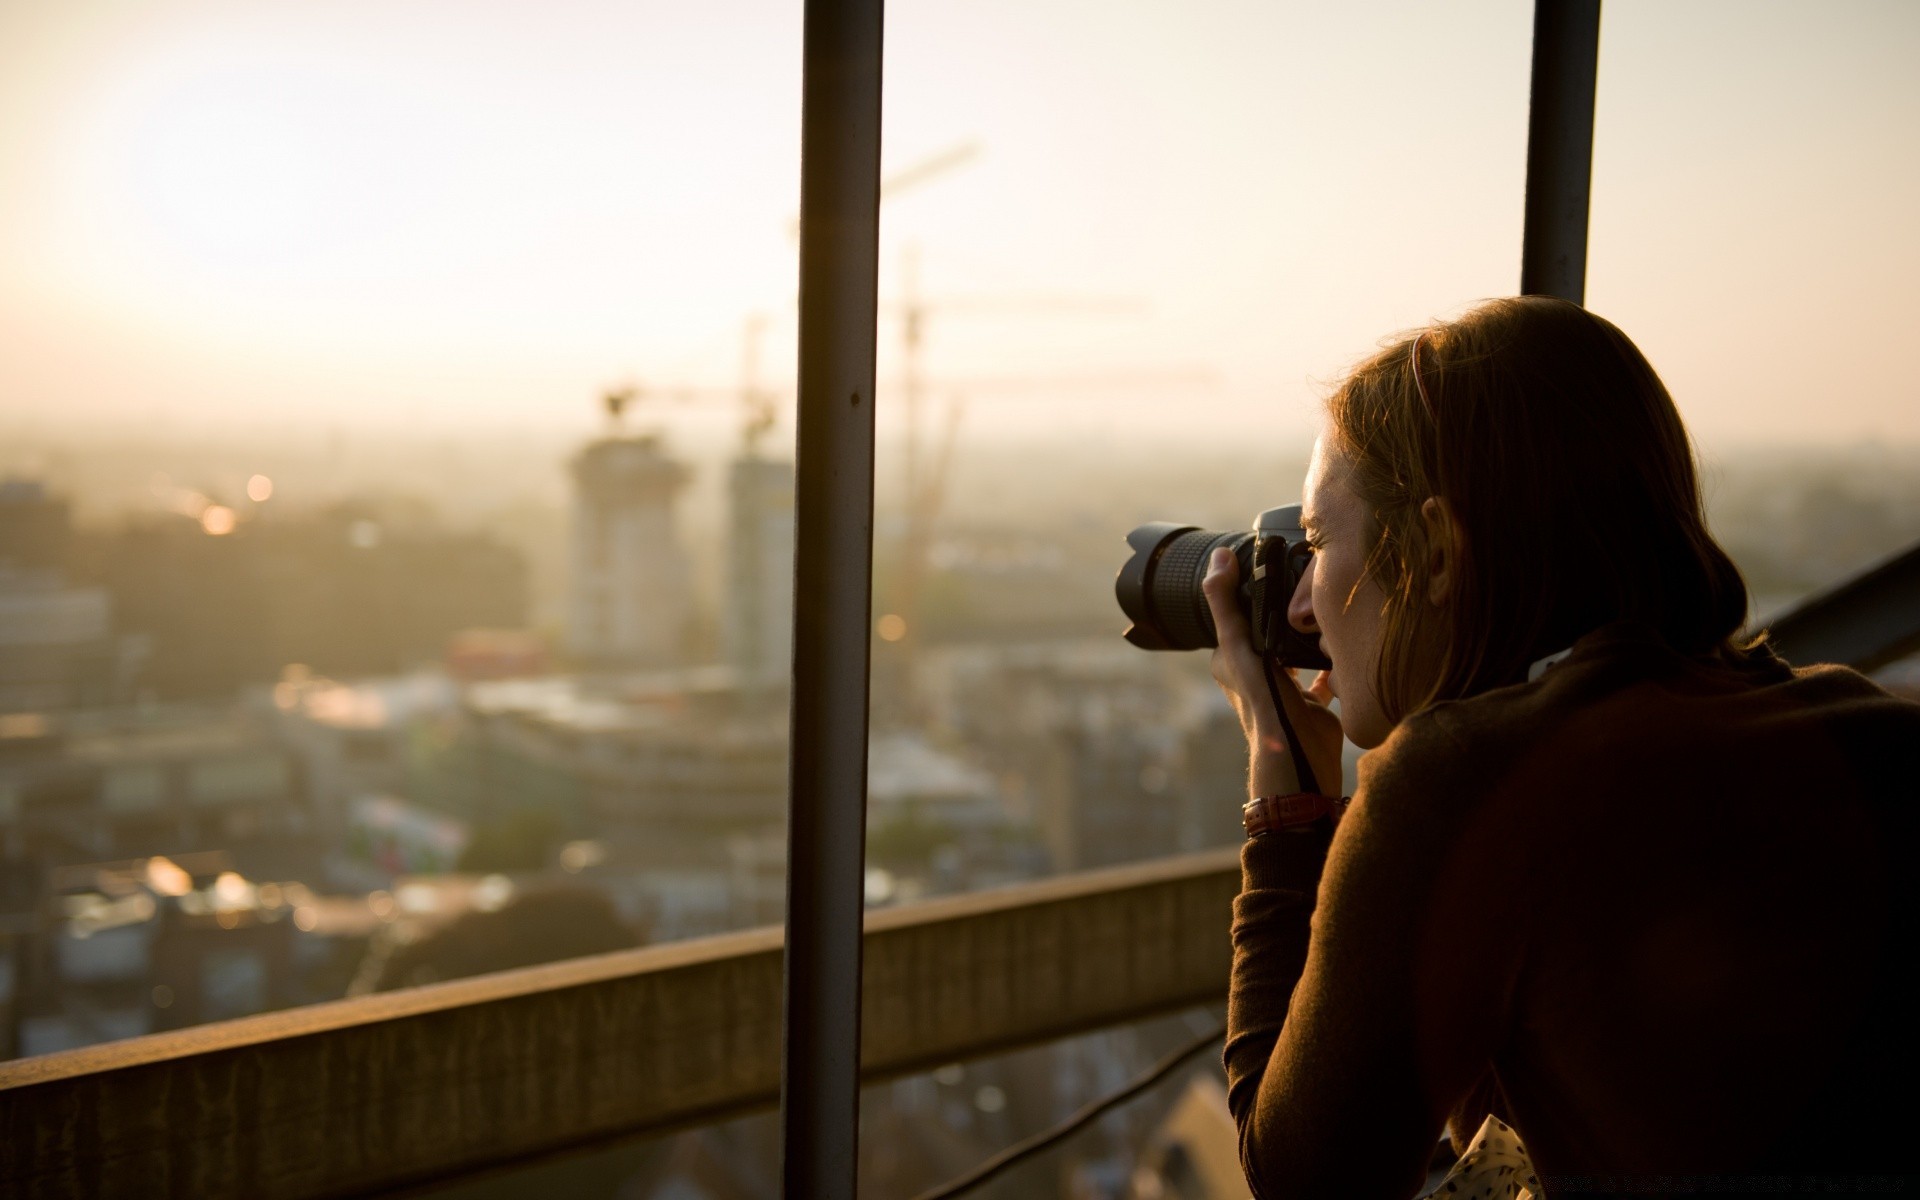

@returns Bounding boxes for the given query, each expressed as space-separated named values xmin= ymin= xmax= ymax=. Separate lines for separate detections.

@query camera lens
xmin=1116 ymin=506 xmax=1329 ymax=669
xmin=1114 ymin=524 xmax=1249 ymax=651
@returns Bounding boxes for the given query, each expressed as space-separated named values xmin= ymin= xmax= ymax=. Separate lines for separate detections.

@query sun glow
xmin=199 ymin=505 xmax=236 ymax=536
xmin=3 ymin=2 xmax=1917 ymax=441
xmin=57 ymin=50 xmax=412 ymax=284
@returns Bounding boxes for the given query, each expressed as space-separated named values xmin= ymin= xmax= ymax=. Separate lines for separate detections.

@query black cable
xmin=907 ymin=1022 xmax=1227 ymax=1200
xmin=1262 ymin=657 xmax=1320 ymax=797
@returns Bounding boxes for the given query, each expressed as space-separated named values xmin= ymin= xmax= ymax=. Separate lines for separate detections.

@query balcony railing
xmin=1765 ymin=541 xmax=1920 ymax=674
xmin=0 ymin=848 xmax=1240 ymax=1199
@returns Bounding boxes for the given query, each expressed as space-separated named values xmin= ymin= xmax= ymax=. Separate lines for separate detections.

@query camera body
xmin=1114 ymin=505 xmax=1330 ymax=670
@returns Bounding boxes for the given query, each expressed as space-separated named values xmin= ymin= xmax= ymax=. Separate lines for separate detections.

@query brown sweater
xmin=1224 ymin=622 xmax=1920 ymax=1198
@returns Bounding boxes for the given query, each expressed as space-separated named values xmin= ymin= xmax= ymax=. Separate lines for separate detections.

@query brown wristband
xmin=1242 ymin=792 xmax=1346 ymax=838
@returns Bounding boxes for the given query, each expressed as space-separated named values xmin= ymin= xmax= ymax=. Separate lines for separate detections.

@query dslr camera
xmin=1114 ymin=505 xmax=1330 ymax=670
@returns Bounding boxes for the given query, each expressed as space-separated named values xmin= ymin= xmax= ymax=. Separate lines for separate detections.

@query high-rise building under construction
xmin=566 ymin=433 xmax=692 ymax=666
xmin=722 ymin=457 xmax=794 ymax=688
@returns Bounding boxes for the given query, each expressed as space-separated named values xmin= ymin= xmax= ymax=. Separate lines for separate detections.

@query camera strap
xmin=1262 ymin=656 xmax=1322 ymax=797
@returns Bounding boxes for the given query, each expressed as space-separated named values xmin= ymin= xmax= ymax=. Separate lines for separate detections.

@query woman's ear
xmin=1420 ymin=497 xmax=1459 ymax=607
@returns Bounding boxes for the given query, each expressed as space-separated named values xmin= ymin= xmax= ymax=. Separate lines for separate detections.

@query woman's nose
xmin=1287 ymin=558 xmax=1318 ymax=635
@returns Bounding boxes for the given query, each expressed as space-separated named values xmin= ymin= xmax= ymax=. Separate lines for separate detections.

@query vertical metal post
xmin=779 ymin=0 xmax=884 ymax=1194
xmin=1519 ymin=0 xmax=1601 ymax=304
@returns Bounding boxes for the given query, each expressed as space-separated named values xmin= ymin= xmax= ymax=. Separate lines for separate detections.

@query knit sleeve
xmin=1224 ymin=712 xmax=1531 ymax=1199
xmin=1222 ymin=821 xmax=1334 ymax=1126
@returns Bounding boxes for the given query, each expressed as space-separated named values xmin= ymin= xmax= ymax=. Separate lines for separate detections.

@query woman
xmin=1204 ymin=297 xmax=1917 ymax=1198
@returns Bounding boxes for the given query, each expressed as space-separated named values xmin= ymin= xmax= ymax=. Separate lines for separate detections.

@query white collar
xmin=1527 ymin=646 xmax=1573 ymax=682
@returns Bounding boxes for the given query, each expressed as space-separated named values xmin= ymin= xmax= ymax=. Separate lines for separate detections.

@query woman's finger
xmin=1204 ymin=546 xmax=1273 ymax=741
xmin=1304 ymin=669 xmax=1334 ymax=707
xmin=1203 ymin=546 xmax=1263 ymax=710
xmin=1202 ymin=546 xmax=1254 ymax=652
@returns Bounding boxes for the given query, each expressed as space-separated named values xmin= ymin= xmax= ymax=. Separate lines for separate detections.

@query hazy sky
xmin=1 ymin=0 xmax=1915 ymax=451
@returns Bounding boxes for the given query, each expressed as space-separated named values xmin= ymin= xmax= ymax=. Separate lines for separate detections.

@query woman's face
xmin=1288 ymin=435 xmax=1396 ymax=749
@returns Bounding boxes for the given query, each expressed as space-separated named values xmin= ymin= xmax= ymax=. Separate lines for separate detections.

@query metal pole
xmin=779 ymin=0 xmax=884 ymax=1193
xmin=1519 ymin=0 xmax=1601 ymax=304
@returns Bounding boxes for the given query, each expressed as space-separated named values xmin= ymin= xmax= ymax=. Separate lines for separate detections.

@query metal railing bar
xmin=1519 ymin=0 xmax=1602 ymax=304
xmin=781 ymin=0 xmax=887 ymax=1195
xmin=0 ymin=924 xmax=786 ymax=1088
xmin=1762 ymin=540 xmax=1920 ymax=674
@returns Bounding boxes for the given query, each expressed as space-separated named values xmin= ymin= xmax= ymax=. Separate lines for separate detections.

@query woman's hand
xmin=1203 ymin=546 xmax=1346 ymax=799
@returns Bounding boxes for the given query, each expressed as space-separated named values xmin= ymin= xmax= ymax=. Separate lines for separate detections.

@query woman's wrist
xmin=1248 ymin=747 xmax=1301 ymax=799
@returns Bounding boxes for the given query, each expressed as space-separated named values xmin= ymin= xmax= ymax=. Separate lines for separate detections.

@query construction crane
xmin=598 ymin=309 xmax=787 ymax=458
xmin=877 ymin=255 xmax=1152 ymax=678
xmin=607 ymin=139 xmax=1189 ymax=711
xmin=787 ymin=141 xmax=981 ymax=239
xmin=597 ymin=379 xmax=738 ymax=433
xmin=886 ymin=245 xmax=1148 ymax=580
xmin=615 ymin=141 xmax=981 ymax=455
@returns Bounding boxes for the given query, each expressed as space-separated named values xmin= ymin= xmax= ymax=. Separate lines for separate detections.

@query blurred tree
xmin=456 ymin=808 xmax=563 ymax=874
xmin=866 ymin=804 xmax=949 ymax=871
xmin=366 ymin=885 xmax=639 ymax=992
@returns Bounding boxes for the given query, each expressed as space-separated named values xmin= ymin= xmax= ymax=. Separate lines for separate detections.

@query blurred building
xmin=0 ymin=706 xmax=311 ymax=871
xmin=73 ymin=503 xmax=529 ymax=701
xmin=11 ymin=852 xmax=381 ymax=1058
xmin=723 ymin=456 xmax=795 ymax=687
xmin=264 ymin=661 xmax=793 ymax=937
xmin=264 ymin=668 xmax=462 ymax=889
xmin=0 ymin=480 xmax=139 ymax=711
xmin=567 ymin=433 xmax=694 ymax=667
xmin=1179 ymin=699 xmax=1261 ymax=850
xmin=460 ymin=672 xmax=787 ymax=886
xmin=344 ymin=795 xmax=469 ymax=879
xmin=444 ymin=628 xmax=550 ymax=683
xmin=863 ymin=729 xmax=1025 ymax=899
xmin=934 ymin=642 xmax=1203 ymax=873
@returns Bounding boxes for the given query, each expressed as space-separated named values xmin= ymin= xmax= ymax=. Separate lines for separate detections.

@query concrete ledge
xmin=0 ymin=847 xmax=1241 ymax=1199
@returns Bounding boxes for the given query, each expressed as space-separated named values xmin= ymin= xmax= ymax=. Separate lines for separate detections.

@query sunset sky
xmin=1 ymin=0 xmax=1915 ymax=449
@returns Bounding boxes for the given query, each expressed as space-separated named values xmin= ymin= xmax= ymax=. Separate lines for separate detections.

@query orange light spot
xmin=145 ymin=856 xmax=193 ymax=898
xmin=877 ymin=613 xmax=908 ymax=642
xmin=247 ymin=474 xmax=274 ymax=502
xmin=200 ymin=505 xmax=236 ymax=535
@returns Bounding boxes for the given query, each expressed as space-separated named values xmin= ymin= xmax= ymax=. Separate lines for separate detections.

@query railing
xmin=0 ymin=848 xmax=1240 ymax=1200
xmin=1764 ymin=542 xmax=1920 ymax=674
